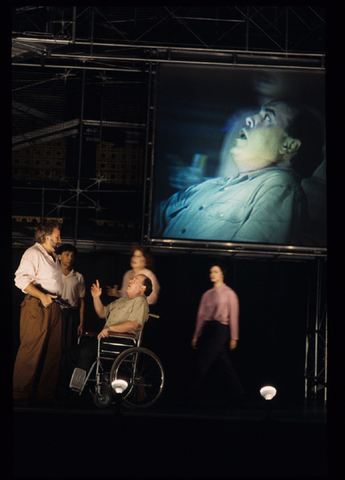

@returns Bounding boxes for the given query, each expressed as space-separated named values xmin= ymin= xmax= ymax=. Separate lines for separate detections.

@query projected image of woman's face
xmin=230 ymin=101 xmax=297 ymax=173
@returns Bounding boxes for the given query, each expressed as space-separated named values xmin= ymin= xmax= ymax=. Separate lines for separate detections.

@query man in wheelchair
xmin=60 ymin=274 xmax=152 ymax=398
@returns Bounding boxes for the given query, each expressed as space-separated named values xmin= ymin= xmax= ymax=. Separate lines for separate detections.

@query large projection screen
xmin=150 ymin=64 xmax=326 ymax=252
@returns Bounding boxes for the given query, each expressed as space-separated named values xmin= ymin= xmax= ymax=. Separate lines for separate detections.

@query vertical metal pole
xmin=313 ymin=259 xmax=321 ymax=396
xmin=90 ymin=7 xmax=94 ymax=56
xmin=72 ymin=7 xmax=76 ymax=44
xmin=74 ymin=69 xmax=86 ymax=244
xmin=304 ymin=267 xmax=311 ymax=399
xmin=324 ymin=309 xmax=328 ymax=402
xmin=304 ymin=334 xmax=309 ymax=399
xmin=148 ymin=63 xmax=159 ymax=242
xmin=245 ymin=7 xmax=250 ymax=51
xmin=285 ymin=7 xmax=289 ymax=53
xmin=141 ymin=62 xmax=153 ymax=244
xmin=96 ymin=78 xmax=104 ymax=222
xmin=45 ymin=6 xmax=54 ymax=35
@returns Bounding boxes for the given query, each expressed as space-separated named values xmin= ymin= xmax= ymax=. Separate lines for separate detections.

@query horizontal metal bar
xmin=13 ymin=36 xmax=325 ymax=58
xmin=13 ymin=58 xmax=325 ymax=72
xmin=83 ymin=120 xmax=146 ymax=129
xmin=12 ymin=62 xmax=146 ymax=73
xmin=148 ymin=238 xmax=326 ymax=256
xmin=50 ymin=51 xmax=324 ymax=66
xmin=12 ymin=119 xmax=80 ymax=144
xmin=12 ymin=187 xmax=140 ymax=193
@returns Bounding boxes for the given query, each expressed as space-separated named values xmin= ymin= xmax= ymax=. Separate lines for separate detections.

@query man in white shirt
xmin=13 ymin=220 xmax=63 ymax=405
xmin=55 ymin=244 xmax=86 ymax=400
xmin=57 ymin=244 xmax=85 ymax=346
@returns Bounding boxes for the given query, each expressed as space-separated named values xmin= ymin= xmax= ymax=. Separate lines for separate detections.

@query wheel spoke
xmin=110 ymin=347 xmax=164 ymax=408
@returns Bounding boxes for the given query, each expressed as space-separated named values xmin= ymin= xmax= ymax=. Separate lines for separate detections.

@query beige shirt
xmin=104 ymin=294 xmax=149 ymax=338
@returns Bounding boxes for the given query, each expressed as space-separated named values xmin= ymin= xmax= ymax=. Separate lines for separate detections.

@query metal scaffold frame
xmin=12 ymin=6 xmax=326 ymax=253
xmin=304 ymin=258 xmax=327 ymax=402
xmin=12 ymin=6 xmax=325 ymax=69
xmin=12 ymin=7 xmax=327 ymax=406
xmin=141 ymin=61 xmax=157 ymax=246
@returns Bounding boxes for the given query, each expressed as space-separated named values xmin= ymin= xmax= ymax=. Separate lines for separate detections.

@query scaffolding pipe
xmin=304 ymin=266 xmax=311 ymax=398
xmin=324 ymin=309 xmax=328 ymax=401
xmin=313 ymin=259 xmax=321 ymax=396
xmin=146 ymin=63 xmax=159 ymax=243
xmin=285 ymin=7 xmax=289 ymax=53
xmin=245 ymin=7 xmax=249 ymax=51
xmin=141 ymin=61 xmax=153 ymax=244
xmin=72 ymin=7 xmax=76 ymax=44
xmin=12 ymin=36 xmax=325 ymax=60
xmin=74 ymin=69 xmax=86 ymax=245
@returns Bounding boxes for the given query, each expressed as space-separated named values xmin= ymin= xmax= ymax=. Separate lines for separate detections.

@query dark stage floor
xmin=13 ymin=395 xmax=327 ymax=477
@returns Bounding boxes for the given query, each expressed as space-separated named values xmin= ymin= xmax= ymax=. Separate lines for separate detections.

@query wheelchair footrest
xmin=69 ymin=368 xmax=87 ymax=392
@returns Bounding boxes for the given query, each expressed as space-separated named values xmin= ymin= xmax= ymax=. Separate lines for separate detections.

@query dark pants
xmin=186 ymin=321 xmax=244 ymax=401
xmin=13 ymin=296 xmax=61 ymax=402
xmin=59 ymin=337 xmax=98 ymax=396
xmin=61 ymin=308 xmax=79 ymax=354
xmin=58 ymin=309 xmax=79 ymax=378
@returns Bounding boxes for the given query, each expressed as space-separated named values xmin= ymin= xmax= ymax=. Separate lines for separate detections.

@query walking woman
xmin=186 ymin=263 xmax=245 ymax=405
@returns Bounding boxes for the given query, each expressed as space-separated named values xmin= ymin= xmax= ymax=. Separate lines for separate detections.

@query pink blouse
xmin=193 ymin=284 xmax=239 ymax=340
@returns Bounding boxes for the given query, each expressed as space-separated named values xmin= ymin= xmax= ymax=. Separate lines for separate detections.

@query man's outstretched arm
xmin=91 ymin=279 xmax=105 ymax=319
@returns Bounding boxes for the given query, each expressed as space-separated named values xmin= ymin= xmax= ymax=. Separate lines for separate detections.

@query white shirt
xmin=61 ymin=269 xmax=86 ymax=307
xmin=14 ymin=242 xmax=63 ymax=295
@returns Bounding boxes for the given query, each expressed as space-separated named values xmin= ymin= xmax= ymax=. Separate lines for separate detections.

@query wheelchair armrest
xmin=81 ymin=332 xmax=136 ymax=338
xmin=107 ymin=332 xmax=136 ymax=338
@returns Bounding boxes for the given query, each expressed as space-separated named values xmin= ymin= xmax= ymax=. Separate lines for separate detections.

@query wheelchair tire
xmin=93 ymin=388 xmax=113 ymax=409
xmin=110 ymin=347 xmax=164 ymax=409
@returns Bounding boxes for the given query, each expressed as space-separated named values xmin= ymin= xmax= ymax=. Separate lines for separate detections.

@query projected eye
xmin=246 ymin=117 xmax=254 ymax=128
xmin=263 ymin=113 xmax=272 ymax=123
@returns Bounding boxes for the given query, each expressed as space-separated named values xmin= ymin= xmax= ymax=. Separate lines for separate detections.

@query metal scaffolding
xmin=12 ymin=6 xmax=327 ymax=403
xmin=12 ymin=6 xmax=325 ymax=252
xmin=304 ymin=258 xmax=327 ymax=401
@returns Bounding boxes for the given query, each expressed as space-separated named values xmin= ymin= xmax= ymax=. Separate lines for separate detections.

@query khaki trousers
xmin=13 ymin=295 xmax=62 ymax=402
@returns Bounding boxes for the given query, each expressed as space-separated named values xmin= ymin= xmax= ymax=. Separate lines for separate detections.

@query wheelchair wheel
xmin=110 ymin=347 xmax=164 ymax=409
xmin=93 ymin=388 xmax=113 ymax=409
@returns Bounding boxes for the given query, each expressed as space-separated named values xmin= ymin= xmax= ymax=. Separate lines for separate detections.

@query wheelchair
xmin=77 ymin=314 xmax=165 ymax=409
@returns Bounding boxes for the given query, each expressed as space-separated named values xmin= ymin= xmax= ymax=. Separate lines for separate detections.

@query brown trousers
xmin=13 ymin=295 xmax=62 ymax=402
